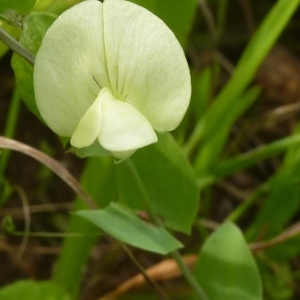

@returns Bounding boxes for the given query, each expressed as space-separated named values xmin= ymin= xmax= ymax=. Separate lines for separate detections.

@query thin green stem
xmin=124 ymin=159 xmax=159 ymax=223
xmin=124 ymin=158 xmax=209 ymax=300
xmin=172 ymin=250 xmax=210 ymax=300
xmin=121 ymin=243 xmax=169 ymax=300
xmin=0 ymin=26 xmax=35 ymax=64
xmin=0 ymin=89 xmax=21 ymax=202
xmin=216 ymin=0 xmax=228 ymax=39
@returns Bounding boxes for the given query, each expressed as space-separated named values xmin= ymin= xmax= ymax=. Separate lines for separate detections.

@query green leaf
xmin=117 ymin=133 xmax=199 ymax=234
xmin=0 ymin=280 xmax=70 ymax=300
xmin=194 ymin=222 xmax=262 ymax=300
xmin=128 ymin=0 xmax=156 ymax=12
xmin=154 ymin=0 xmax=197 ymax=48
xmin=11 ymin=12 xmax=56 ymax=118
xmin=0 ymin=0 xmax=36 ymax=27
xmin=130 ymin=0 xmax=197 ymax=48
xmin=0 ymin=0 xmax=36 ymax=15
xmin=75 ymin=202 xmax=183 ymax=255
xmin=38 ymin=0 xmax=82 ymax=15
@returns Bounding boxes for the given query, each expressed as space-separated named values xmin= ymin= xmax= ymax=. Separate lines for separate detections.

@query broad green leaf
xmin=11 ymin=12 xmax=56 ymax=118
xmin=0 ymin=280 xmax=70 ymax=300
xmin=117 ymin=133 xmax=199 ymax=234
xmin=154 ymin=0 xmax=197 ymax=48
xmin=194 ymin=222 xmax=262 ymax=300
xmin=54 ymin=156 xmax=117 ymax=299
xmin=34 ymin=0 xmax=55 ymax=11
xmin=0 ymin=0 xmax=36 ymax=27
xmin=130 ymin=0 xmax=197 ymax=48
xmin=37 ymin=0 xmax=82 ymax=14
xmin=75 ymin=202 xmax=183 ymax=255
xmin=0 ymin=0 xmax=36 ymax=15
xmin=129 ymin=0 xmax=156 ymax=11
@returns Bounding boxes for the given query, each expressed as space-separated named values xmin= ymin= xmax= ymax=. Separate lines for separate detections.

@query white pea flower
xmin=34 ymin=0 xmax=191 ymax=159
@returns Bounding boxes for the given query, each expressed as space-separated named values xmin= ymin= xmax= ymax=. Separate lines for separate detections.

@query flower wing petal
xmin=70 ymin=90 xmax=103 ymax=148
xmin=34 ymin=1 xmax=110 ymax=137
xmin=103 ymin=0 xmax=191 ymax=131
xmin=98 ymin=88 xmax=157 ymax=154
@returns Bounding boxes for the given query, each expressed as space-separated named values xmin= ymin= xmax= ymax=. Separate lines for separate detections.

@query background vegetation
xmin=1 ymin=0 xmax=300 ymax=299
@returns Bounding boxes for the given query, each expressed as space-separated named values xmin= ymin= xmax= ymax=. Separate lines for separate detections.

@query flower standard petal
xmin=103 ymin=0 xmax=191 ymax=132
xmin=34 ymin=1 xmax=110 ymax=137
xmin=98 ymin=88 xmax=158 ymax=155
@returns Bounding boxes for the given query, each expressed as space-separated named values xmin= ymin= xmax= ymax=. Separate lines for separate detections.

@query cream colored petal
xmin=70 ymin=90 xmax=103 ymax=148
xmin=103 ymin=0 xmax=191 ymax=132
xmin=98 ymin=88 xmax=157 ymax=153
xmin=34 ymin=1 xmax=110 ymax=137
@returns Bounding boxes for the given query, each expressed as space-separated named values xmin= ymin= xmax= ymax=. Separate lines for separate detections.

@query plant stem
xmin=172 ymin=250 xmax=210 ymax=300
xmin=124 ymin=158 xmax=209 ymax=299
xmin=0 ymin=88 xmax=21 ymax=204
xmin=121 ymin=243 xmax=169 ymax=300
xmin=0 ymin=26 xmax=35 ymax=64
xmin=0 ymin=89 xmax=21 ymax=173
xmin=123 ymin=159 xmax=160 ymax=223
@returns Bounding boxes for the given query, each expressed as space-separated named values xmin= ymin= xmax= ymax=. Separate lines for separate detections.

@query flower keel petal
xmin=98 ymin=88 xmax=157 ymax=154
